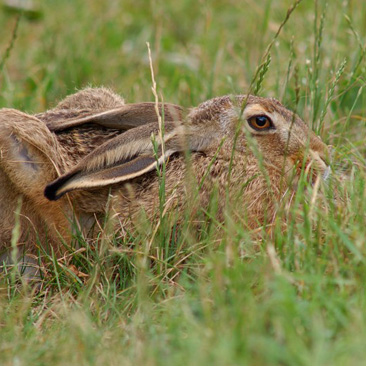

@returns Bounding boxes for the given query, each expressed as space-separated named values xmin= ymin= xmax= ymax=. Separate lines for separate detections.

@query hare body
xmin=0 ymin=88 xmax=129 ymax=254
xmin=0 ymin=88 xmax=329 ymax=258
xmin=98 ymin=95 xmax=328 ymax=230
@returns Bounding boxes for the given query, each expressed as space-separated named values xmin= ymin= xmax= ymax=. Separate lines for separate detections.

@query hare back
xmin=37 ymin=87 xmax=184 ymax=164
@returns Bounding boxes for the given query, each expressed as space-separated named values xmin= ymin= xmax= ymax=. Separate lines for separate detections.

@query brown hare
xmin=0 ymin=87 xmax=329 ymax=263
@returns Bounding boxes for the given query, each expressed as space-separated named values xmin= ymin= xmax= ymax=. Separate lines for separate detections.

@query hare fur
xmin=0 ymin=88 xmax=329 ymax=258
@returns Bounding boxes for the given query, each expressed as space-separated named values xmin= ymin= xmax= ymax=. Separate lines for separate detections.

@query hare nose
xmin=309 ymin=137 xmax=331 ymax=166
xmin=309 ymin=149 xmax=330 ymax=167
xmin=319 ymin=147 xmax=332 ymax=167
xmin=306 ymin=148 xmax=331 ymax=181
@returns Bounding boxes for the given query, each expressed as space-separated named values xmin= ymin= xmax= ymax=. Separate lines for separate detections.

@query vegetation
xmin=0 ymin=0 xmax=366 ymax=364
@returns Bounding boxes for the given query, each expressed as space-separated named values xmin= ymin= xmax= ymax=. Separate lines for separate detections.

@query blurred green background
xmin=1 ymin=0 xmax=365 ymax=146
xmin=0 ymin=1 xmax=364 ymax=116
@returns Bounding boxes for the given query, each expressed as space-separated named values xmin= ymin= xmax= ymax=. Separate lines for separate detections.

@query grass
xmin=0 ymin=0 xmax=366 ymax=365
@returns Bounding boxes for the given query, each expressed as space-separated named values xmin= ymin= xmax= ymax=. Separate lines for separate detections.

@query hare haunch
xmin=0 ymin=88 xmax=329 ymax=258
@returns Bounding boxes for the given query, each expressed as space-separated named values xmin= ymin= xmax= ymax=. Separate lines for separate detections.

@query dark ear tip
xmin=44 ymin=171 xmax=78 ymax=200
xmin=44 ymin=183 xmax=59 ymax=201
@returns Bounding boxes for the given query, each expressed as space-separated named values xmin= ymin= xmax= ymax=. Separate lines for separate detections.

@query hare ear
xmin=44 ymin=122 xmax=186 ymax=200
xmin=46 ymin=103 xmax=183 ymax=132
xmin=0 ymin=109 xmax=74 ymax=236
xmin=0 ymin=109 xmax=64 ymax=193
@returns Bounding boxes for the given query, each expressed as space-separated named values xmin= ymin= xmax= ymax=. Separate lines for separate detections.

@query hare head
xmin=187 ymin=95 xmax=330 ymax=183
xmin=0 ymin=88 xmax=330 ymax=258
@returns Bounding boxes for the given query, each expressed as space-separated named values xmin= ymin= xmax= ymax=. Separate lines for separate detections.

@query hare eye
xmin=247 ymin=115 xmax=273 ymax=131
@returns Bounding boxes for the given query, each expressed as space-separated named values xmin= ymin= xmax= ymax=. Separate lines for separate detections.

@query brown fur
xmin=0 ymin=88 xmax=329 ymax=256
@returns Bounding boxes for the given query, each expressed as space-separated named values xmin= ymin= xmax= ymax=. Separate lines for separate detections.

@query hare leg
xmin=0 ymin=251 xmax=42 ymax=282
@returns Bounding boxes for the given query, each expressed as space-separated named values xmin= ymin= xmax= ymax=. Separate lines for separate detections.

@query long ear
xmin=44 ymin=121 xmax=186 ymax=200
xmin=0 ymin=109 xmax=65 ymax=193
xmin=46 ymin=103 xmax=183 ymax=132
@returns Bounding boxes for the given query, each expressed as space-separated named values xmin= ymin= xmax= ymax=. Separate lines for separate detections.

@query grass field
xmin=1 ymin=0 xmax=366 ymax=365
